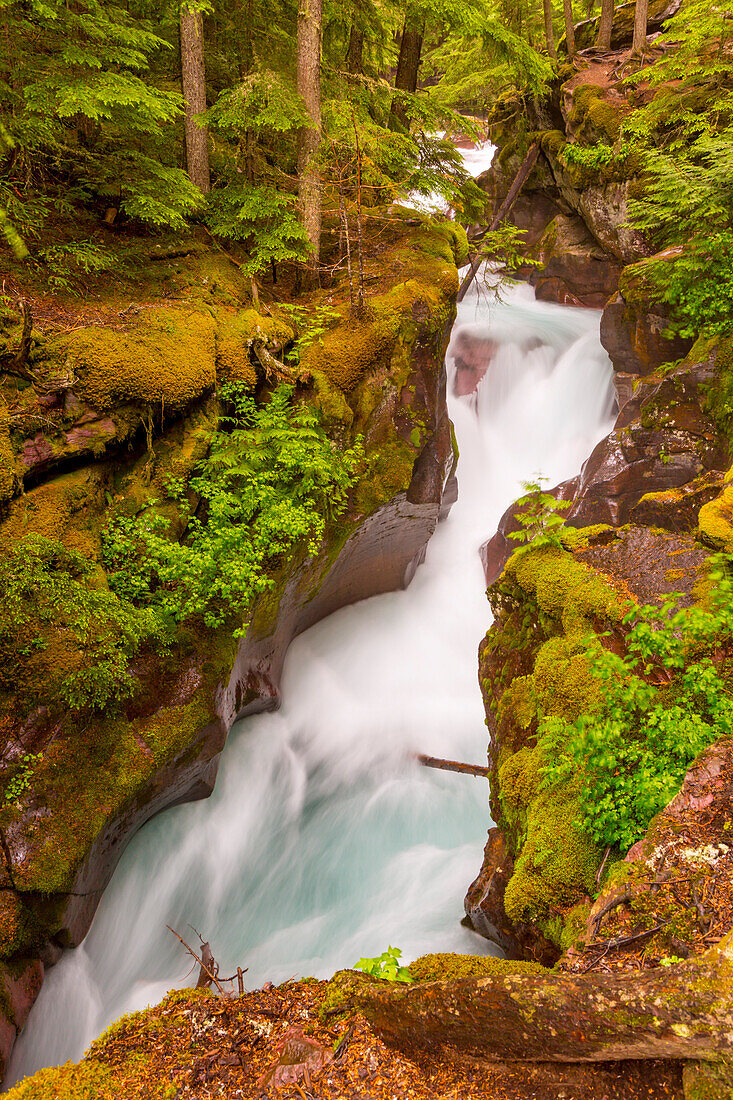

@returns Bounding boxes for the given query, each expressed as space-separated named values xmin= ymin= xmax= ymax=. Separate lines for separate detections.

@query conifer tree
xmin=297 ymin=0 xmax=323 ymax=273
xmin=180 ymin=0 xmax=211 ymax=193
xmin=563 ymin=0 xmax=576 ymax=56
xmin=632 ymin=0 xmax=648 ymax=55
xmin=597 ymin=0 xmax=614 ymax=48
xmin=542 ymin=0 xmax=557 ymax=58
xmin=390 ymin=6 xmax=426 ymax=130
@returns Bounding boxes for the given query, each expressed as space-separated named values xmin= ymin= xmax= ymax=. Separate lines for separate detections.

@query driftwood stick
xmin=166 ymin=925 xmax=228 ymax=997
xmin=417 ymin=754 xmax=489 ymax=778
xmin=457 ymin=141 xmax=541 ymax=303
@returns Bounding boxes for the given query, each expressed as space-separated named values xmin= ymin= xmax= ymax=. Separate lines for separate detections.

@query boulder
xmin=526 ymin=214 xmax=622 ymax=307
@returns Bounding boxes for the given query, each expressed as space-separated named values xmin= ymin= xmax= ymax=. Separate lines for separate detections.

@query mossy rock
xmin=0 ymin=399 xmax=16 ymax=505
xmin=66 ymin=306 xmax=217 ymax=412
xmin=698 ymin=484 xmax=733 ymax=552
xmin=566 ymin=84 xmax=627 ymax=145
xmin=305 ymin=313 xmax=400 ymax=394
xmin=683 ymin=1059 xmax=733 ymax=1100
xmin=408 ymin=953 xmax=548 ymax=982
xmin=215 ymin=307 xmax=293 ymax=387
xmin=320 ymin=968 xmax=381 ymax=1020
xmin=488 ymin=544 xmax=630 ymax=943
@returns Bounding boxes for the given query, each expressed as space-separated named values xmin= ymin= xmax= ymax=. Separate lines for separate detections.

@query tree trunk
xmin=389 ymin=8 xmax=425 ymax=131
xmin=543 ymin=0 xmax=557 ymax=59
xmin=354 ymin=931 xmax=733 ymax=1064
xmin=347 ymin=23 xmax=364 ymax=74
xmin=297 ymin=0 xmax=323 ymax=273
xmin=563 ymin=0 xmax=576 ymax=56
xmin=632 ymin=0 xmax=649 ymax=55
xmin=179 ymin=2 xmax=210 ymax=193
xmin=596 ymin=0 xmax=614 ymax=48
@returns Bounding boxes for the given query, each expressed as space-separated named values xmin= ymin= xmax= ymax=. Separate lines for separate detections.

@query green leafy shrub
xmin=102 ymin=384 xmax=364 ymax=631
xmin=507 ymin=478 xmax=571 ymax=552
xmin=540 ymin=562 xmax=733 ymax=852
xmin=354 ymin=946 xmax=413 ymax=983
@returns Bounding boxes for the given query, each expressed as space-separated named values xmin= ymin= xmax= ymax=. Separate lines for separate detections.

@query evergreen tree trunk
xmin=543 ymin=0 xmax=557 ymax=59
xmin=179 ymin=1 xmax=210 ymax=194
xmin=632 ymin=0 xmax=649 ymax=54
xmin=563 ymin=0 xmax=576 ymax=56
xmin=297 ymin=0 xmax=323 ymax=274
xmin=347 ymin=23 xmax=364 ymax=74
xmin=389 ymin=8 xmax=425 ymax=131
xmin=596 ymin=0 xmax=614 ymax=48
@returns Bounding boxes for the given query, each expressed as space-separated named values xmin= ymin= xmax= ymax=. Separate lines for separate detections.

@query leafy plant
xmin=507 ymin=477 xmax=571 ymax=552
xmin=102 ymin=384 xmax=364 ymax=632
xmin=3 ymin=753 xmax=43 ymax=805
xmin=0 ymin=535 xmax=160 ymax=712
xmin=540 ymin=560 xmax=733 ymax=852
xmin=354 ymin=946 xmax=413 ymax=983
xmin=280 ymin=303 xmax=342 ymax=365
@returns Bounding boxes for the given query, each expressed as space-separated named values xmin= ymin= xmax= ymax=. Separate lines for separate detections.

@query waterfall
xmin=6 ymin=272 xmax=617 ymax=1089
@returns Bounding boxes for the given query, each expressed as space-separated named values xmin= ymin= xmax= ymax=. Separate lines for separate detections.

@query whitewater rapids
xmin=7 ymin=273 xmax=617 ymax=1087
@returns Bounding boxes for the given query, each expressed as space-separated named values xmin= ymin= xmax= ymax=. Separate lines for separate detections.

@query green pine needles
xmin=507 ymin=478 xmax=571 ymax=551
xmin=540 ymin=559 xmax=733 ymax=853
xmin=103 ymin=384 xmax=364 ymax=633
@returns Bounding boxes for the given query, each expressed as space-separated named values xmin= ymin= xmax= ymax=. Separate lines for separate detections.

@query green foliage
xmin=205 ymin=186 xmax=307 ymax=275
xmin=0 ymin=535 xmax=159 ymax=712
xmin=3 ymin=753 xmax=43 ymax=805
xmin=617 ymin=1 xmax=733 ymax=337
xmin=102 ymin=384 xmax=364 ymax=631
xmin=37 ymin=239 xmax=118 ymax=294
xmin=0 ymin=0 xmax=200 ymax=236
xmin=540 ymin=560 xmax=733 ymax=852
xmin=279 ymin=303 xmax=342 ymax=364
xmin=507 ymin=477 xmax=571 ymax=552
xmin=354 ymin=946 xmax=413 ymax=983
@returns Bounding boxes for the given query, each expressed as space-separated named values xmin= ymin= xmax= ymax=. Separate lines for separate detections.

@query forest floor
xmin=47 ymin=979 xmax=685 ymax=1100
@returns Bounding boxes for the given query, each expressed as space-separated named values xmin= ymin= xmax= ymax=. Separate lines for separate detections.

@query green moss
xmin=567 ymin=84 xmax=626 ymax=144
xmin=5 ymin=1061 xmax=124 ymax=1099
xmin=682 ymin=1059 xmax=733 ymax=1100
xmin=66 ymin=306 xmax=217 ymax=412
xmin=320 ymin=968 xmax=379 ymax=1021
xmin=488 ymin=544 xmax=629 ymax=944
xmin=539 ymin=130 xmax=568 ymax=160
xmin=504 ymin=777 xmax=601 ymax=933
xmin=698 ymin=485 xmax=733 ymax=551
xmin=305 ymin=313 xmax=400 ymax=394
xmin=408 ymin=953 xmax=548 ymax=982
xmin=354 ymin=438 xmax=415 ymax=515
xmin=310 ymin=369 xmax=354 ymax=428
xmin=0 ymin=893 xmax=43 ymax=959
xmin=215 ymin=307 xmax=293 ymax=387
xmin=507 ymin=544 xmax=626 ymax=637
xmin=559 ymin=524 xmax=613 ymax=551
xmin=0 ymin=399 xmax=16 ymax=505
xmin=133 ymin=695 xmax=214 ymax=767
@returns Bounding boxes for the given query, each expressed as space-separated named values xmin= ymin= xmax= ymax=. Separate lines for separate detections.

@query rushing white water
xmin=7 ymin=273 xmax=616 ymax=1088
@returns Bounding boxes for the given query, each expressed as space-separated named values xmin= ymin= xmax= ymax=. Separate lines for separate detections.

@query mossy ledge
xmin=0 ymin=214 xmax=461 ymax=1077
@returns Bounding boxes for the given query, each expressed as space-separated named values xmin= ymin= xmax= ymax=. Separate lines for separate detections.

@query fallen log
xmin=416 ymin=754 xmax=489 ymax=778
xmin=352 ymin=930 xmax=733 ymax=1063
xmin=457 ymin=141 xmax=541 ymax=303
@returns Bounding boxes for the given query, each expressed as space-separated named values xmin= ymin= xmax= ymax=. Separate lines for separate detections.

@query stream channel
xmin=8 ymin=217 xmax=618 ymax=1089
